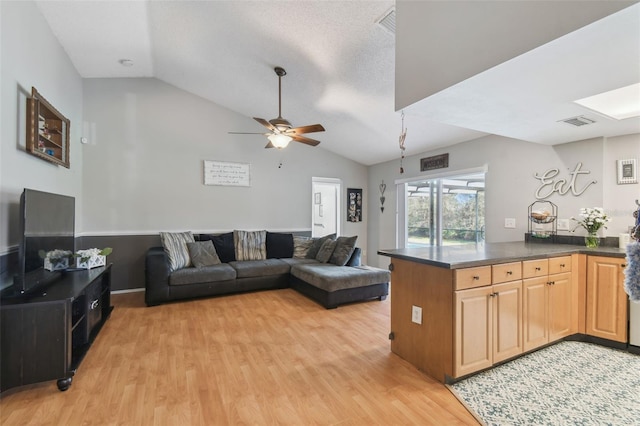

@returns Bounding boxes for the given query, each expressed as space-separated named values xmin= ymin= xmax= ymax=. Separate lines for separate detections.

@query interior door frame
xmin=312 ymin=177 xmax=341 ymax=237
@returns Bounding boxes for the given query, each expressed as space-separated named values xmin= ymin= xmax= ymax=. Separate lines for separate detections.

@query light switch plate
xmin=411 ymin=305 xmax=422 ymax=324
xmin=504 ymin=218 xmax=516 ymax=228
xmin=557 ymin=218 xmax=570 ymax=231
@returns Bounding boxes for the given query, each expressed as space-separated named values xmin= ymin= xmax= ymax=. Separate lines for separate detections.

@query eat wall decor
xmin=533 ymin=162 xmax=597 ymax=199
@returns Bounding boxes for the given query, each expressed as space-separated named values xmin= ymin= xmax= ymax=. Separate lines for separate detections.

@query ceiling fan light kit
xmin=230 ymin=66 xmax=325 ymax=149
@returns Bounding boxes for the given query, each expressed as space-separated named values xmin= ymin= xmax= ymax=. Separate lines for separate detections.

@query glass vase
xmin=584 ymin=232 xmax=600 ymax=248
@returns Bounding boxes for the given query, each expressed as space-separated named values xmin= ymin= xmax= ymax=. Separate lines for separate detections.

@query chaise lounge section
xmin=145 ymin=231 xmax=389 ymax=309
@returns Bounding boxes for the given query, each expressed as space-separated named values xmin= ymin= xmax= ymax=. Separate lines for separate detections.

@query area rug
xmin=448 ymin=341 xmax=640 ymax=425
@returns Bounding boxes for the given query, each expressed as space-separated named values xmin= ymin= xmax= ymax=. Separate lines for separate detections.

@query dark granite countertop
xmin=378 ymin=242 xmax=627 ymax=269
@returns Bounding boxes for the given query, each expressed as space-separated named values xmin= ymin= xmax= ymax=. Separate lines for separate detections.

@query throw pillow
xmin=293 ymin=236 xmax=314 ymax=258
xmin=306 ymin=234 xmax=336 ymax=259
xmin=329 ymin=236 xmax=358 ymax=266
xmin=234 ymin=230 xmax=267 ymax=261
xmin=315 ymin=239 xmax=337 ymax=263
xmin=201 ymin=232 xmax=236 ymax=263
xmin=266 ymin=232 xmax=294 ymax=259
xmin=186 ymin=241 xmax=221 ymax=267
xmin=160 ymin=231 xmax=195 ymax=271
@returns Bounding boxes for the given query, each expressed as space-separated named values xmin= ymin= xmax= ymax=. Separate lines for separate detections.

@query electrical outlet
xmin=557 ymin=219 xmax=570 ymax=231
xmin=504 ymin=218 xmax=516 ymax=228
xmin=411 ymin=305 xmax=422 ymax=325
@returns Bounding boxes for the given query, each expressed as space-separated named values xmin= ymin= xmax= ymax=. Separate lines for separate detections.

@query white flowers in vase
xmin=74 ymin=247 xmax=112 ymax=269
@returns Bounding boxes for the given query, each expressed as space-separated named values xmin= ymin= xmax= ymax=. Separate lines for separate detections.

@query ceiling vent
xmin=559 ymin=116 xmax=596 ymax=127
xmin=375 ymin=8 xmax=396 ymax=35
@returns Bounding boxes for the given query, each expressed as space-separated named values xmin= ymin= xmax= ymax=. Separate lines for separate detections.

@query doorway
xmin=312 ymin=178 xmax=341 ymax=237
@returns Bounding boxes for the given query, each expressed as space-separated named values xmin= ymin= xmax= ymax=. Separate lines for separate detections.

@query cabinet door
xmin=523 ymin=276 xmax=548 ymax=351
xmin=493 ymin=281 xmax=523 ymax=363
xmin=548 ymin=272 xmax=572 ymax=341
xmin=586 ymin=256 xmax=628 ymax=343
xmin=454 ymin=286 xmax=493 ymax=377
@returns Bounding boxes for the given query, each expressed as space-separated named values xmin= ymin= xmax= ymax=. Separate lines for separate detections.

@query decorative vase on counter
xmin=585 ymin=232 xmax=600 ymax=248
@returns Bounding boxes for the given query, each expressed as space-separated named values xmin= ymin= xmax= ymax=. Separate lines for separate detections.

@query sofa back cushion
xmin=266 ymin=232 xmax=294 ymax=259
xmin=329 ymin=236 xmax=358 ymax=266
xmin=160 ymin=231 xmax=195 ymax=271
xmin=315 ymin=239 xmax=337 ymax=263
xmin=199 ymin=232 xmax=236 ymax=263
xmin=306 ymin=234 xmax=336 ymax=259
xmin=234 ymin=230 xmax=267 ymax=261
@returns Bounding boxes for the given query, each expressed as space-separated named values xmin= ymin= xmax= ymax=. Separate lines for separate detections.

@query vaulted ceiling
xmin=36 ymin=1 xmax=640 ymax=166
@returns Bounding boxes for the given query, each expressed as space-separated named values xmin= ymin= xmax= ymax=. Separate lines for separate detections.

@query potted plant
xmin=40 ymin=249 xmax=73 ymax=271
xmin=571 ymin=207 xmax=611 ymax=248
xmin=74 ymin=247 xmax=112 ymax=269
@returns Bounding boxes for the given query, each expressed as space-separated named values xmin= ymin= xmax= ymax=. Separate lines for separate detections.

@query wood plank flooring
xmin=0 ymin=289 xmax=478 ymax=425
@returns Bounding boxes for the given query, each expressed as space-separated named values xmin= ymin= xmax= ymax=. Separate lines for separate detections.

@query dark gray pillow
xmin=315 ymin=239 xmax=337 ymax=263
xmin=306 ymin=234 xmax=335 ymax=259
xmin=187 ymin=241 xmax=221 ymax=267
xmin=329 ymin=236 xmax=358 ymax=266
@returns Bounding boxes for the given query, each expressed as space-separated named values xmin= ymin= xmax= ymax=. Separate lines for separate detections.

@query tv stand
xmin=0 ymin=265 xmax=112 ymax=393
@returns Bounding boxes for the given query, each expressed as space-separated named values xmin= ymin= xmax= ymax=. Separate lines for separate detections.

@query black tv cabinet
xmin=0 ymin=265 xmax=112 ymax=393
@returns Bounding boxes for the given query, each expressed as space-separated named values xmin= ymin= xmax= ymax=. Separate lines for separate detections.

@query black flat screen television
xmin=9 ymin=189 xmax=75 ymax=296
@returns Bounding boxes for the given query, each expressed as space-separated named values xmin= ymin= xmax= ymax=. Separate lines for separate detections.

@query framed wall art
xmin=347 ymin=188 xmax=362 ymax=222
xmin=617 ymin=159 xmax=637 ymax=184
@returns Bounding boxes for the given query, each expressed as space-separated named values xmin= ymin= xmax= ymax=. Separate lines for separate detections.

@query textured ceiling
xmin=36 ymin=1 xmax=640 ymax=166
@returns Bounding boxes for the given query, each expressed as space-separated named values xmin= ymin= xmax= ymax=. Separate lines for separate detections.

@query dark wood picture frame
xmin=347 ymin=188 xmax=362 ymax=222
xmin=26 ymin=87 xmax=70 ymax=168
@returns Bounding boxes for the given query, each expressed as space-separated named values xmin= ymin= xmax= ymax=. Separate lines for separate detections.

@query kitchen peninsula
xmin=378 ymin=242 xmax=628 ymax=383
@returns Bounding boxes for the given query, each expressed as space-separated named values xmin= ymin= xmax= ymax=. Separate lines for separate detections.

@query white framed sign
xmin=204 ymin=160 xmax=251 ymax=187
xmin=617 ymin=159 xmax=637 ymax=184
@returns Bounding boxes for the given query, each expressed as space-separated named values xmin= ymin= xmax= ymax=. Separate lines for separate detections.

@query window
xmin=400 ymin=171 xmax=485 ymax=247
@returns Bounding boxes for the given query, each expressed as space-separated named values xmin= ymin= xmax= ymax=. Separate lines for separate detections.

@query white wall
xmin=367 ymin=133 xmax=640 ymax=268
xmin=0 ymin=1 xmax=83 ymax=254
xmin=81 ymin=78 xmax=369 ymax=258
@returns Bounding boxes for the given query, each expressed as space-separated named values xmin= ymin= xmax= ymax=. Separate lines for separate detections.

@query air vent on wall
xmin=559 ymin=116 xmax=596 ymax=127
xmin=375 ymin=7 xmax=396 ymax=35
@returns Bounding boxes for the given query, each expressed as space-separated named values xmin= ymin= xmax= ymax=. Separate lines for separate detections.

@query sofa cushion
xmin=280 ymin=258 xmax=320 ymax=267
xmin=228 ymin=259 xmax=290 ymax=278
xmin=306 ymin=234 xmax=335 ymax=259
xmin=200 ymin=232 xmax=236 ymax=263
xmin=234 ymin=230 xmax=267 ymax=261
xmin=266 ymin=232 xmax=294 ymax=259
xmin=329 ymin=236 xmax=358 ymax=266
xmin=315 ymin=239 xmax=337 ymax=263
xmin=160 ymin=231 xmax=195 ymax=271
xmin=291 ymin=264 xmax=390 ymax=293
xmin=169 ymin=264 xmax=237 ymax=286
xmin=187 ymin=241 xmax=221 ymax=267
xmin=293 ymin=236 xmax=314 ymax=258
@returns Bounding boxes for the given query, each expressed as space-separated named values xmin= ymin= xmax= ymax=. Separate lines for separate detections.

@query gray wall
xmin=1 ymin=1 xmax=84 ymax=255
xmin=367 ymin=133 xmax=640 ymax=268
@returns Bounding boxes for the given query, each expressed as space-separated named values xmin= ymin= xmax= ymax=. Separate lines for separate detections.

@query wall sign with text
xmin=204 ymin=160 xmax=251 ymax=187
xmin=533 ymin=162 xmax=597 ymax=199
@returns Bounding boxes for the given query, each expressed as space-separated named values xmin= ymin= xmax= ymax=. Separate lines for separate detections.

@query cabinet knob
xmin=535 ymin=267 xmax=541 ymax=271
xmin=560 ymin=264 xmax=565 ymax=268
xmin=388 ymin=263 xmax=394 ymax=272
xmin=489 ymin=292 xmax=497 ymax=297
xmin=621 ymin=264 xmax=626 ymax=268
xmin=507 ymin=271 xmax=513 ymax=275
xmin=473 ymin=275 xmax=480 ymax=280
xmin=547 ymin=281 xmax=555 ymax=286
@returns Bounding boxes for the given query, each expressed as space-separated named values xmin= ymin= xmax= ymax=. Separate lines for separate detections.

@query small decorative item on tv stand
xmin=74 ymin=247 xmax=112 ymax=269
xmin=42 ymin=249 xmax=73 ymax=271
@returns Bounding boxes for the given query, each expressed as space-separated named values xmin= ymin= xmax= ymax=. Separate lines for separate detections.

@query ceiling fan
xmin=229 ymin=67 xmax=325 ymax=149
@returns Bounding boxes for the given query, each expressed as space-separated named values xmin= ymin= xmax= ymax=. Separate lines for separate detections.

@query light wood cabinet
xmin=586 ymin=256 xmax=628 ymax=343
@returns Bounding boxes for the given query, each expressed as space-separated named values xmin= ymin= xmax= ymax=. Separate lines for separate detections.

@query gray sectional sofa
xmin=145 ymin=231 xmax=390 ymax=309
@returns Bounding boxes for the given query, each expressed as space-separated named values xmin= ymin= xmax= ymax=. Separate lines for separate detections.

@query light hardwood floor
xmin=0 ymin=289 xmax=478 ymax=425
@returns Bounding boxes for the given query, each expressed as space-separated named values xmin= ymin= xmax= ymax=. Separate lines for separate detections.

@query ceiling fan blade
xmin=265 ymin=141 xmax=275 ymax=149
xmin=254 ymin=117 xmax=277 ymax=132
xmin=288 ymin=124 xmax=325 ymax=135
xmin=291 ymin=134 xmax=321 ymax=146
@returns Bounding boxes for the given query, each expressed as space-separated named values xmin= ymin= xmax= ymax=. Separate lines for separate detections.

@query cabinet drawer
xmin=549 ymin=256 xmax=571 ymax=274
xmin=455 ymin=266 xmax=492 ymax=290
xmin=522 ymin=259 xmax=548 ymax=278
xmin=492 ymin=262 xmax=522 ymax=284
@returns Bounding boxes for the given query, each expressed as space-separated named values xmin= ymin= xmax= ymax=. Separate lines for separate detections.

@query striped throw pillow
xmin=234 ymin=230 xmax=267 ymax=261
xmin=160 ymin=231 xmax=195 ymax=271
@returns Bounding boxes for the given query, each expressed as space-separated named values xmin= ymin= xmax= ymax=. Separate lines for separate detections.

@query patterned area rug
xmin=448 ymin=341 xmax=640 ymax=425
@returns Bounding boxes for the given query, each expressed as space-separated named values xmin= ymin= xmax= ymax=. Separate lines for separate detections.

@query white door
xmin=312 ymin=178 xmax=341 ymax=237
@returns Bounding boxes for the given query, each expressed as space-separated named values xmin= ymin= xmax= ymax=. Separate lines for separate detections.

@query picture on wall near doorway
xmin=347 ymin=188 xmax=362 ymax=222
xmin=617 ymin=159 xmax=637 ymax=184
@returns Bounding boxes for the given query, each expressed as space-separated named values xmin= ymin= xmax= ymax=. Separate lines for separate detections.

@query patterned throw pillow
xmin=187 ymin=241 xmax=221 ymax=267
xmin=160 ymin=231 xmax=195 ymax=271
xmin=293 ymin=236 xmax=314 ymax=258
xmin=329 ymin=236 xmax=358 ymax=266
xmin=315 ymin=239 xmax=337 ymax=263
xmin=234 ymin=230 xmax=267 ymax=261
